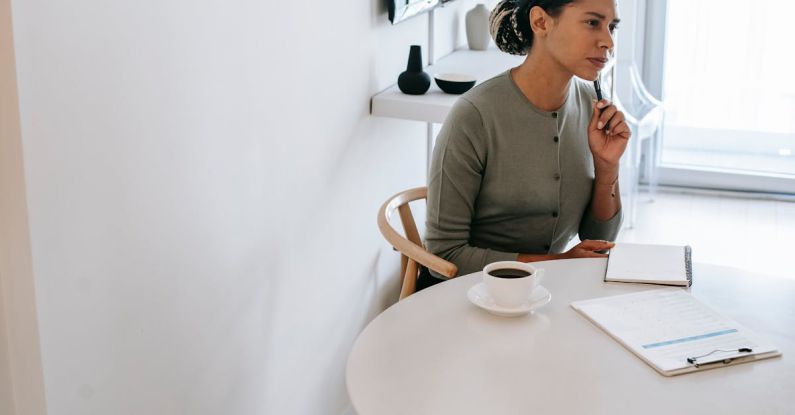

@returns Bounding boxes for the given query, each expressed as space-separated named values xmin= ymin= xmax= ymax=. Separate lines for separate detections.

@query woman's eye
xmin=609 ymin=24 xmax=619 ymax=33
xmin=587 ymin=19 xmax=599 ymax=27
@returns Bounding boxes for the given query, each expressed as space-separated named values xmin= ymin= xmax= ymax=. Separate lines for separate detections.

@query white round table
xmin=346 ymin=258 xmax=794 ymax=415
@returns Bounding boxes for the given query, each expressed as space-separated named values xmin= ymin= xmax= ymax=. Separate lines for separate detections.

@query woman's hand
xmin=588 ymin=99 xmax=632 ymax=170
xmin=560 ymin=239 xmax=615 ymax=259
xmin=516 ymin=240 xmax=615 ymax=262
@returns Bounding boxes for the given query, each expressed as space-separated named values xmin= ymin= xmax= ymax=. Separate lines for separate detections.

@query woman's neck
xmin=510 ymin=50 xmax=573 ymax=112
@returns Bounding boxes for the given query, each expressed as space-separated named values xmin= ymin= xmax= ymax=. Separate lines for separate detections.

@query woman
xmin=422 ymin=0 xmax=630 ymax=288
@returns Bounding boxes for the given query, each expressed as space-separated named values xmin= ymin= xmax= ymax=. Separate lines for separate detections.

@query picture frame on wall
xmin=388 ymin=0 xmax=457 ymax=24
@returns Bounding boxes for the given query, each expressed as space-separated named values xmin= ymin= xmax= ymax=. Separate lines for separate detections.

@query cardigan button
xmin=553 ymin=136 xmax=559 ymax=143
xmin=553 ymin=173 xmax=561 ymax=180
xmin=544 ymin=244 xmax=550 ymax=251
xmin=552 ymin=211 xmax=559 ymax=218
xmin=552 ymin=112 xmax=558 ymax=118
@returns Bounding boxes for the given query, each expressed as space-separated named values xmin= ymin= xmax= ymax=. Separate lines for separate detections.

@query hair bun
xmin=489 ymin=0 xmax=531 ymax=56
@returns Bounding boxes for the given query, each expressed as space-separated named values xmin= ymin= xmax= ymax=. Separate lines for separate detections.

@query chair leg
xmin=399 ymin=259 xmax=419 ymax=301
xmin=647 ymin=129 xmax=661 ymax=202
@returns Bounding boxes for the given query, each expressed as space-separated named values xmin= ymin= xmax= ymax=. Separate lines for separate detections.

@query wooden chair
xmin=377 ymin=187 xmax=458 ymax=300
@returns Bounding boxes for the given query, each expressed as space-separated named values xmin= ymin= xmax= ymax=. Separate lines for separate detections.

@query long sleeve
xmin=425 ymin=99 xmax=518 ymax=277
xmin=578 ymin=200 xmax=623 ymax=241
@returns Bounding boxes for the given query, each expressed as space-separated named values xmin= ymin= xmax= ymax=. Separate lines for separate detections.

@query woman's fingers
xmin=579 ymin=239 xmax=606 ymax=249
xmin=579 ymin=239 xmax=616 ymax=251
xmin=572 ymin=248 xmax=609 ymax=258
xmin=618 ymin=123 xmax=632 ymax=139
xmin=566 ymin=240 xmax=614 ymax=259
xmin=596 ymin=103 xmax=618 ymax=130
xmin=607 ymin=119 xmax=630 ymax=138
xmin=593 ymin=101 xmax=632 ymax=136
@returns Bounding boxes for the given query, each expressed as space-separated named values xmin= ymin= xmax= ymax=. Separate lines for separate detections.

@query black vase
xmin=398 ymin=45 xmax=431 ymax=95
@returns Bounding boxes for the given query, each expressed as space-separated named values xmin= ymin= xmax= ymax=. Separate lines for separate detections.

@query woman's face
xmin=542 ymin=0 xmax=619 ymax=81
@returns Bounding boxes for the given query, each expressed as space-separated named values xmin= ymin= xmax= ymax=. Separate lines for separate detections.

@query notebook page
xmin=606 ymin=243 xmax=686 ymax=283
xmin=572 ymin=289 xmax=778 ymax=373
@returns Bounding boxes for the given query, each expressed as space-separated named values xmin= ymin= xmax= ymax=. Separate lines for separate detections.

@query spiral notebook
xmin=605 ymin=243 xmax=692 ymax=287
xmin=571 ymin=288 xmax=781 ymax=376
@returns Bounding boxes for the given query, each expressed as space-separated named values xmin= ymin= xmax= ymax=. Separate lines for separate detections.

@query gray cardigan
xmin=425 ymin=70 xmax=623 ymax=277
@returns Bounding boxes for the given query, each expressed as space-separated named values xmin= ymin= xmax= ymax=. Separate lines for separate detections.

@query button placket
xmin=552 ymin=116 xmax=562 ymax=222
xmin=549 ymin=112 xmax=563 ymax=249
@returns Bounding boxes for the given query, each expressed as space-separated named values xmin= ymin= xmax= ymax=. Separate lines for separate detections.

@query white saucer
xmin=467 ymin=282 xmax=551 ymax=317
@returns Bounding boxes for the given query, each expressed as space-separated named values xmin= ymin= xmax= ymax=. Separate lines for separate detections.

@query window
xmin=654 ymin=0 xmax=795 ymax=192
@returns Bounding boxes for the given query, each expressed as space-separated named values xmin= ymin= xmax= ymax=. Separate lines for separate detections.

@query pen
xmin=593 ymin=78 xmax=609 ymax=131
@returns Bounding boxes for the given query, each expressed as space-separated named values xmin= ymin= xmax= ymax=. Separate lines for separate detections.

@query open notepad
xmin=571 ymin=289 xmax=781 ymax=376
xmin=606 ymin=243 xmax=692 ymax=286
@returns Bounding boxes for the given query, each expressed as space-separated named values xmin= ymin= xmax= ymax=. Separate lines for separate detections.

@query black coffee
xmin=488 ymin=268 xmax=531 ymax=279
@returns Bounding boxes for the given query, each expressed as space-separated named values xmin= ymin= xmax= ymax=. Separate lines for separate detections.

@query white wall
xmin=3 ymin=0 xmax=483 ymax=413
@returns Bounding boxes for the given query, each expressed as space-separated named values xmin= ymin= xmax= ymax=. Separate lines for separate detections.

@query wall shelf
xmin=371 ymin=48 xmax=524 ymax=123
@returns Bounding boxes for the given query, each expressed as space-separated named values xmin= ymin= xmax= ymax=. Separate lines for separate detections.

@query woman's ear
xmin=529 ymin=6 xmax=552 ymax=37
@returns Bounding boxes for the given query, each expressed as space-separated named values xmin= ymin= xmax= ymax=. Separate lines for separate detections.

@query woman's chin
xmin=575 ymin=69 xmax=600 ymax=82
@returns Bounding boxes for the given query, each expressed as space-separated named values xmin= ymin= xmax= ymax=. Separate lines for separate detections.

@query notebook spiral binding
xmin=684 ymin=245 xmax=693 ymax=287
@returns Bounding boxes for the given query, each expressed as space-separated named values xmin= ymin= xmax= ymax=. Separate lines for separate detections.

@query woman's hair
xmin=489 ymin=0 xmax=575 ymax=55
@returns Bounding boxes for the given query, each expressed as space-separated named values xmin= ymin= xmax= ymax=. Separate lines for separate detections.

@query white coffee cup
xmin=483 ymin=261 xmax=544 ymax=308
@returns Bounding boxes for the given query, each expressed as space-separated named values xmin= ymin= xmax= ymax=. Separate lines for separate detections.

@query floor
xmin=615 ymin=188 xmax=795 ymax=279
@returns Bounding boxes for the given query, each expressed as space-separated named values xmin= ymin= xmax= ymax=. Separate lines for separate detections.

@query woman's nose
xmin=599 ymin=29 xmax=615 ymax=51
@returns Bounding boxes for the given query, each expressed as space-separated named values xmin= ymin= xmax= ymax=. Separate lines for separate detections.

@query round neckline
xmin=505 ymin=68 xmax=573 ymax=118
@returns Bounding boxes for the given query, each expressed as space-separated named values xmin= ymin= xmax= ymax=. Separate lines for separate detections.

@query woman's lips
xmin=588 ymin=58 xmax=607 ymax=69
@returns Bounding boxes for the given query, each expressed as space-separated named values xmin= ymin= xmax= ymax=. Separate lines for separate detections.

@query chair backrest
xmin=377 ymin=186 xmax=458 ymax=300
